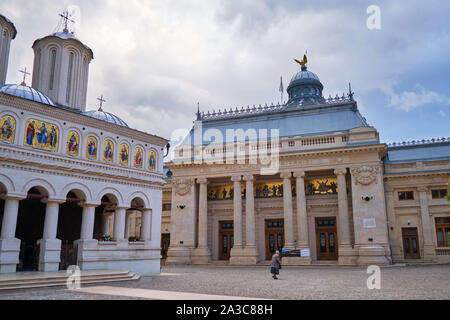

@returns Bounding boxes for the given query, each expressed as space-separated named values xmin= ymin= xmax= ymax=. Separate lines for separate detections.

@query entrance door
xmin=315 ymin=217 xmax=338 ymax=260
xmin=265 ymin=220 xmax=284 ymax=260
xmin=219 ymin=221 xmax=233 ymax=260
xmin=161 ymin=233 xmax=170 ymax=259
xmin=402 ymin=228 xmax=420 ymax=259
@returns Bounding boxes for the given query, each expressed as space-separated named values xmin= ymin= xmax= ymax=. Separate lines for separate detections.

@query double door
xmin=402 ymin=228 xmax=420 ymax=259
xmin=265 ymin=220 xmax=285 ymax=260
xmin=315 ymin=217 xmax=338 ymax=260
xmin=219 ymin=221 xmax=234 ymax=260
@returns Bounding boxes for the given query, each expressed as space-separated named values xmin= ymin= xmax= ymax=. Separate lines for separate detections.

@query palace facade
xmin=164 ymin=61 xmax=450 ymax=266
xmin=0 ymin=14 xmax=168 ymax=274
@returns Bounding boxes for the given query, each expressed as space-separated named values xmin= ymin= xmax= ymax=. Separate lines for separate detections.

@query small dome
xmin=83 ymin=109 xmax=129 ymax=127
xmin=286 ymin=65 xmax=325 ymax=107
xmin=0 ymin=84 xmax=56 ymax=106
xmin=289 ymin=67 xmax=322 ymax=87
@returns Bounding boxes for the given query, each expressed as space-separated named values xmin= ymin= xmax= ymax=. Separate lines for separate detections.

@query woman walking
xmin=271 ymin=250 xmax=281 ymax=279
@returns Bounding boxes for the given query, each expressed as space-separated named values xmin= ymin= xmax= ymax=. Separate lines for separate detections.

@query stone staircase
xmin=0 ymin=270 xmax=140 ymax=291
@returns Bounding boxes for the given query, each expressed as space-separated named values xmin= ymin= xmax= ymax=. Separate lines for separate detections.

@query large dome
xmin=0 ymin=83 xmax=56 ymax=106
xmin=286 ymin=65 xmax=325 ymax=107
xmin=83 ymin=109 xmax=129 ymax=127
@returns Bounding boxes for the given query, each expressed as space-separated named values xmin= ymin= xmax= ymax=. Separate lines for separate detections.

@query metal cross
xmin=59 ymin=10 xmax=75 ymax=32
xmin=19 ymin=67 xmax=31 ymax=85
xmin=97 ymin=95 xmax=106 ymax=111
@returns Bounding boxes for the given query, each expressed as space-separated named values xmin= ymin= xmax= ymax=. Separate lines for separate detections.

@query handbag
xmin=279 ymin=265 xmax=282 ymax=269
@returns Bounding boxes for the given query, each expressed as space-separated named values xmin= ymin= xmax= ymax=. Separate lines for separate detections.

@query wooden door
xmin=315 ymin=217 xmax=338 ymax=260
xmin=219 ymin=221 xmax=233 ymax=260
xmin=265 ymin=219 xmax=284 ymax=260
xmin=161 ymin=233 xmax=170 ymax=259
xmin=402 ymin=228 xmax=420 ymax=259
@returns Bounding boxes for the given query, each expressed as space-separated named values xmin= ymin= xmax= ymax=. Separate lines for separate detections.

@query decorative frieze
xmin=173 ymin=178 xmax=194 ymax=196
xmin=350 ymin=165 xmax=380 ymax=185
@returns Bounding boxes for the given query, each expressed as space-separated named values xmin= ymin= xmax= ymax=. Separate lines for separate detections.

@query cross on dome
xmin=97 ymin=95 xmax=106 ymax=111
xmin=19 ymin=66 xmax=30 ymax=86
xmin=59 ymin=10 xmax=75 ymax=33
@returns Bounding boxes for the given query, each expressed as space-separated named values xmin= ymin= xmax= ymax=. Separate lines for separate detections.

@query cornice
xmin=384 ymin=170 xmax=450 ymax=180
xmin=0 ymin=93 xmax=168 ymax=146
xmin=0 ymin=144 xmax=165 ymax=186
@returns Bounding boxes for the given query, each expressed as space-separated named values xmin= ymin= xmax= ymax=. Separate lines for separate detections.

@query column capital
xmin=293 ymin=170 xmax=306 ymax=178
xmin=80 ymin=202 xmax=99 ymax=208
xmin=42 ymin=198 xmax=66 ymax=205
xmin=197 ymin=177 xmax=208 ymax=185
xmin=280 ymin=172 xmax=292 ymax=179
xmin=334 ymin=168 xmax=347 ymax=176
xmin=231 ymin=174 xmax=242 ymax=182
xmin=417 ymin=186 xmax=428 ymax=193
xmin=2 ymin=194 xmax=26 ymax=201
xmin=243 ymin=174 xmax=254 ymax=182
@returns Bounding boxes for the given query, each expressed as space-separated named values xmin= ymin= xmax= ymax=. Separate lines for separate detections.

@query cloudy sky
xmin=1 ymin=0 xmax=449 ymax=151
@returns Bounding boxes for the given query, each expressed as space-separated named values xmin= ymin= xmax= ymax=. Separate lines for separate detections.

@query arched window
xmin=49 ymin=49 xmax=57 ymax=90
xmin=66 ymin=52 xmax=74 ymax=103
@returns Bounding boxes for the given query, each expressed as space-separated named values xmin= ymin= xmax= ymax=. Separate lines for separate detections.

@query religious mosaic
xmin=207 ymin=182 xmax=296 ymax=201
xmin=148 ymin=149 xmax=157 ymax=170
xmin=0 ymin=114 xmax=15 ymax=144
xmin=24 ymin=118 xmax=59 ymax=152
xmin=134 ymin=147 xmax=144 ymax=168
xmin=86 ymin=136 xmax=98 ymax=160
xmin=304 ymin=178 xmax=338 ymax=195
xmin=66 ymin=130 xmax=80 ymax=156
xmin=119 ymin=143 xmax=129 ymax=166
xmin=103 ymin=139 xmax=114 ymax=162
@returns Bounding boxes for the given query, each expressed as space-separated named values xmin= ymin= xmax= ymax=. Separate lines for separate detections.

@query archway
xmin=15 ymin=187 xmax=47 ymax=271
xmin=128 ymin=197 xmax=145 ymax=241
xmin=0 ymin=183 xmax=6 ymax=234
xmin=57 ymin=190 xmax=84 ymax=270
xmin=93 ymin=194 xmax=117 ymax=240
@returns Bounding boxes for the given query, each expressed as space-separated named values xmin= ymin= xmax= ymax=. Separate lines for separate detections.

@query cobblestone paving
xmin=0 ymin=264 xmax=449 ymax=300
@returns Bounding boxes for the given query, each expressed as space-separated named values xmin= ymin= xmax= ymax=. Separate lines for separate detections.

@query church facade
xmin=165 ymin=60 xmax=450 ymax=266
xmin=0 ymin=14 xmax=168 ymax=275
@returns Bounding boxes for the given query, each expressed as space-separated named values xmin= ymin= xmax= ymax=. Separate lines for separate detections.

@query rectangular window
xmin=162 ymin=203 xmax=171 ymax=211
xmin=431 ymin=189 xmax=447 ymax=199
xmin=66 ymin=53 xmax=74 ymax=103
xmin=398 ymin=191 xmax=414 ymax=200
xmin=49 ymin=50 xmax=56 ymax=90
xmin=435 ymin=218 xmax=450 ymax=247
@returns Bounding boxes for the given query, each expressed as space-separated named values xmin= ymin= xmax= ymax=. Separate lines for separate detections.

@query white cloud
xmin=384 ymin=85 xmax=450 ymax=111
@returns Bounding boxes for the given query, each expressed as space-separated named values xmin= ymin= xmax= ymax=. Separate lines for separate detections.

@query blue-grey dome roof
xmin=286 ymin=66 xmax=325 ymax=107
xmin=0 ymin=84 xmax=56 ymax=106
xmin=83 ymin=109 xmax=129 ymax=127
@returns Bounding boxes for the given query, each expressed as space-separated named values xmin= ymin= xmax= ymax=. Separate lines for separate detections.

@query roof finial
xmin=19 ymin=67 xmax=31 ymax=86
xmin=97 ymin=95 xmax=106 ymax=111
xmin=294 ymin=51 xmax=308 ymax=71
xmin=59 ymin=10 xmax=75 ymax=33
xmin=348 ymin=82 xmax=354 ymax=101
xmin=196 ymin=102 xmax=201 ymax=120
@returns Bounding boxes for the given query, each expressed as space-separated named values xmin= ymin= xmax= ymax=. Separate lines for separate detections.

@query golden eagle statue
xmin=294 ymin=54 xmax=308 ymax=67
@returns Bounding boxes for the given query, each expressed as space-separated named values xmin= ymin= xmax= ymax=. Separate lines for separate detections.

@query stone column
xmin=418 ymin=186 xmax=435 ymax=260
xmin=124 ymin=211 xmax=132 ymax=240
xmin=242 ymin=174 xmax=258 ymax=264
xmin=113 ymin=207 xmax=127 ymax=242
xmin=0 ymin=196 xmax=24 ymax=273
xmin=141 ymin=209 xmax=151 ymax=241
xmin=334 ymin=168 xmax=355 ymax=265
xmin=102 ymin=212 xmax=113 ymax=236
xmin=38 ymin=200 xmax=64 ymax=272
xmin=291 ymin=170 xmax=311 ymax=264
xmin=230 ymin=174 xmax=243 ymax=264
xmin=281 ymin=172 xmax=295 ymax=249
xmin=79 ymin=204 xmax=97 ymax=240
xmin=192 ymin=177 xmax=211 ymax=264
xmin=150 ymin=203 xmax=162 ymax=249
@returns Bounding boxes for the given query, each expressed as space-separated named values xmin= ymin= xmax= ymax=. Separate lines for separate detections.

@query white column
xmin=418 ymin=186 xmax=435 ymax=259
xmin=124 ymin=211 xmax=132 ymax=240
xmin=281 ymin=172 xmax=295 ymax=249
xmin=294 ymin=170 xmax=309 ymax=249
xmin=197 ymin=178 xmax=208 ymax=248
xmin=42 ymin=201 xmax=60 ymax=239
xmin=102 ymin=212 xmax=112 ymax=236
xmin=335 ymin=168 xmax=351 ymax=246
xmin=141 ymin=209 xmax=151 ymax=241
xmin=231 ymin=174 xmax=243 ymax=249
xmin=79 ymin=204 xmax=96 ymax=240
xmin=113 ymin=207 xmax=126 ymax=241
xmin=0 ymin=197 xmax=21 ymax=239
xmin=150 ymin=204 xmax=162 ymax=248
xmin=244 ymin=174 xmax=256 ymax=248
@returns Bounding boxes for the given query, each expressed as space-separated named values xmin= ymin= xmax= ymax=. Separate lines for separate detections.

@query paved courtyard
xmin=0 ymin=264 xmax=449 ymax=300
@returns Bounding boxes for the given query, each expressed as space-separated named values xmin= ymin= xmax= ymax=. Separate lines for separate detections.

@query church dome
xmin=0 ymin=83 xmax=56 ymax=106
xmin=83 ymin=109 xmax=129 ymax=127
xmin=286 ymin=65 xmax=325 ymax=107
